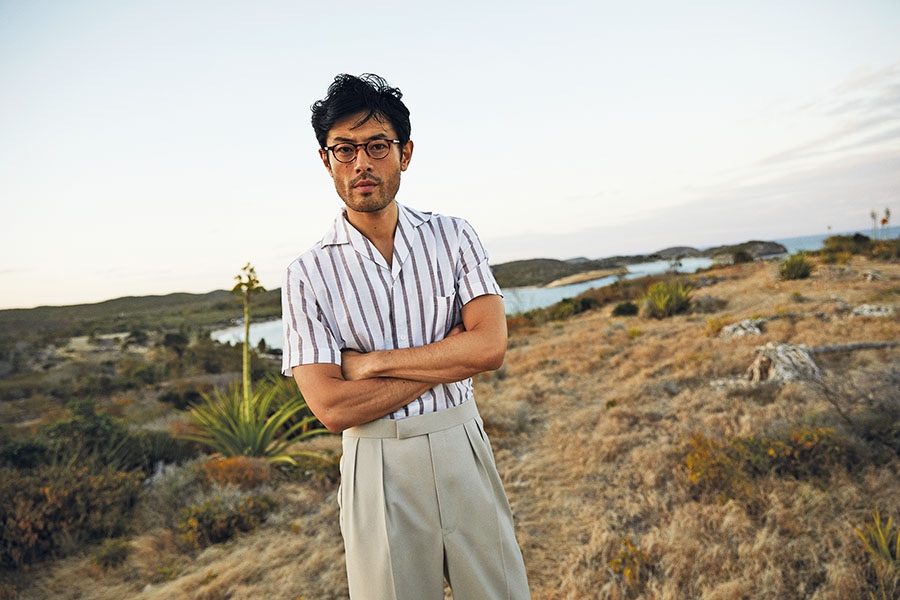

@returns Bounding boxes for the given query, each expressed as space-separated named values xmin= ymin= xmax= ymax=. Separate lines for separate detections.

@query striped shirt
xmin=281 ymin=203 xmax=503 ymax=420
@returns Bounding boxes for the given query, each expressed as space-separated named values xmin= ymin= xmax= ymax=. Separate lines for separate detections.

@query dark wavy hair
xmin=311 ymin=73 xmax=411 ymax=149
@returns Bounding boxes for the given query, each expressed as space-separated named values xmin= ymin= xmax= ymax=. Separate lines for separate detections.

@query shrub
xmin=198 ymin=456 xmax=271 ymax=491
xmin=176 ymin=493 xmax=276 ymax=551
xmin=692 ymin=294 xmax=727 ymax=314
xmin=871 ymin=240 xmax=900 ymax=261
xmin=780 ymin=253 xmax=814 ymax=280
xmin=39 ymin=400 xmax=137 ymax=471
xmin=683 ymin=432 xmax=751 ymax=504
xmin=136 ymin=458 xmax=208 ymax=531
xmin=732 ymin=249 xmax=754 ymax=264
xmin=292 ymin=452 xmax=341 ymax=488
xmin=128 ymin=429 xmax=199 ymax=472
xmin=546 ymin=297 xmax=600 ymax=321
xmin=734 ymin=427 xmax=851 ymax=479
xmin=640 ymin=280 xmax=692 ymax=319
xmin=0 ymin=465 xmax=142 ymax=567
xmin=90 ymin=537 xmax=131 ymax=571
xmin=159 ymin=388 xmax=203 ymax=410
xmin=820 ymin=249 xmax=852 ymax=265
xmin=609 ymin=536 xmax=651 ymax=591
xmin=612 ymin=301 xmax=639 ymax=317
xmin=0 ymin=438 xmax=52 ymax=469
xmin=39 ymin=401 xmax=195 ymax=474
xmin=822 ymin=233 xmax=871 ymax=255
xmin=683 ymin=427 xmax=853 ymax=504
xmin=117 ymin=355 xmax=164 ymax=388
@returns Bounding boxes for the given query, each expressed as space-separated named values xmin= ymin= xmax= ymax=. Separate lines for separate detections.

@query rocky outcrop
xmin=720 ymin=313 xmax=827 ymax=340
xmin=701 ymin=240 xmax=787 ymax=260
xmin=746 ymin=342 xmax=820 ymax=383
xmin=852 ymin=304 xmax=895 ymax=317
xmin=745 ymin=341 xmax=900 ymax=384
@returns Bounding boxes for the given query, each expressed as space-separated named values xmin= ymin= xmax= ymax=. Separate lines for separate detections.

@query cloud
xmin=758 ymin=65 xmax=900 ymax=172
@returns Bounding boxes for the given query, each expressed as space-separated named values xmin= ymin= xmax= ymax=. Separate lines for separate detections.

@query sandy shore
xmin=544 ymin=268 xmax=622 ymax=288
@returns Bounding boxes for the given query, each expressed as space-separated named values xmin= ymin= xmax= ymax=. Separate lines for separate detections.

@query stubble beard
xmin=340 ymin=172 xmax=402 ymax=214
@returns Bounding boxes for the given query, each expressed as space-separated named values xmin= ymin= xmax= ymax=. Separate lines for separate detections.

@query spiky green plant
xmin=856 ymin=509 xmax=900 ymax=600
xmin=640 ymin=280 xmax=692 ymax=319
xmin=779 ymin=252 xmax=814 ymax=280
xmin=180 ymin=375 xmax=329 ymax=466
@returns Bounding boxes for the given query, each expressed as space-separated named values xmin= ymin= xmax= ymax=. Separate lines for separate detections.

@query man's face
xmin=320 ymin=111 xmax=413 ymax=215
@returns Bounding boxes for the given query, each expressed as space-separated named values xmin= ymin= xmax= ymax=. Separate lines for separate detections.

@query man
xmin=281 ymin=73 xmax=530 ymax=599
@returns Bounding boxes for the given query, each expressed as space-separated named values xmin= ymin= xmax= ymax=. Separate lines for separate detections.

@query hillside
xmin=0 ymin=240 xmax=785 ymax=338
xmin=490 ymin=240 xmax=786 ymax=288
xmin=0 ymin=289 xmax=282 ymax=344
xmin=6 ymin=255 xmax=899 ymax=599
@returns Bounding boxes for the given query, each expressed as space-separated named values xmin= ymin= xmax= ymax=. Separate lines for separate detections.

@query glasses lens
xmin=366 ymin=141 xmax=391 ymax=159
xmin=332 ymin=144 xmax=356 ymax=163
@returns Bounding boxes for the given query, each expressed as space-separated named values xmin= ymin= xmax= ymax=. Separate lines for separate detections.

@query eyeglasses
xmin=324 ymin=139 xmax=401 ymax=163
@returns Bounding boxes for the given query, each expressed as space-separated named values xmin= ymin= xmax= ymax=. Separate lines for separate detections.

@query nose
xmin=354 ymin=148 xmax=374 ymax=171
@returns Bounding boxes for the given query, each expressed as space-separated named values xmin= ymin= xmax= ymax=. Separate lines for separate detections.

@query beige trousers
xmin=340 ymin=401 xmax=531 ymax=600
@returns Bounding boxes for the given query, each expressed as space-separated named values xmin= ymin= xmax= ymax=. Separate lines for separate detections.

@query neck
xmin=345 ymin=201 xmax=399 ymax=265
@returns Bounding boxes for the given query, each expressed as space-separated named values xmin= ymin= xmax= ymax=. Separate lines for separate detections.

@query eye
xmin=368 ymin=141 xmax=389 ymax=154
xmin=332 ymin=144 xmax=355 ymax=160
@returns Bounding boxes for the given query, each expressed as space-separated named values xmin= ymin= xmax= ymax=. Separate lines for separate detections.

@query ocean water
xmin=213 ymin=226 xmax=900 ymax=350
xmin=770 ymin=225 xmax=899 ymax=255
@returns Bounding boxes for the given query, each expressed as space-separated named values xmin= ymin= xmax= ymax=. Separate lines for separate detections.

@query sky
xmin=1 ymin=1 xmax=899 ymax=310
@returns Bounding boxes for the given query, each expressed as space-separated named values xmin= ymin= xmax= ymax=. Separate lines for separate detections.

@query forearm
xmin=355 ymin=330 xmax=504 ymax=383
xmin=343 ymin=295 xmax=508 ymax=384
xmin=292 ymin=364 xmax=433 ymax=433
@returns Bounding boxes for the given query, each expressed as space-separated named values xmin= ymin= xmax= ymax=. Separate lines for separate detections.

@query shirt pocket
xmin=428 ymin=276 xmax=459 ymax=340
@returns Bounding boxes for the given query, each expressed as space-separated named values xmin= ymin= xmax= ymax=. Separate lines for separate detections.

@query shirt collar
xmin=319 ymin=203 xmax=432 ymax=249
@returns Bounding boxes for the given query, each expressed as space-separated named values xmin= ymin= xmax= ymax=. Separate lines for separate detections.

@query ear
xmin=319 ymin=149 xmax=333 ymax=177
xmin=400 ymin=140 xmax=413 ymax=172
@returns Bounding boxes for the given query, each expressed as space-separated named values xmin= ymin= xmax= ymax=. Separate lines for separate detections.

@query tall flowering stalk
xmin=231 ymin=263 xmax=265 ymax=404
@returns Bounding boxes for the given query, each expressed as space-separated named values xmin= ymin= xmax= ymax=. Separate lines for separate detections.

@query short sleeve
xmin=281 ymin=263 xmax=341 ymax=376
xmin=456 ymin=219 xmax=503 ymax=306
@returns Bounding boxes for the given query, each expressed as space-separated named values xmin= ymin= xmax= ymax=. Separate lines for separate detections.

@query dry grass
xmin=9 ymin=256 xmax=900 ymax=599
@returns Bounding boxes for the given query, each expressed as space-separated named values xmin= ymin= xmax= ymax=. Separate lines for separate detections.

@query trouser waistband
xmin=342 ymin=400 xmax=479 ymax=440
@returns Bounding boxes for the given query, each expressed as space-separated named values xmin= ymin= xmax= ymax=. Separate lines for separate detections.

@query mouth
xmin=353 ymin=178 xmax=379 ymax=194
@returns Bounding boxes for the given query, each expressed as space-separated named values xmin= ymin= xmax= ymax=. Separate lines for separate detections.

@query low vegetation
xmin=179 ymin=375 xmax=327 ymax=466
xmin=780 ymin=252 xmax=816 ymax=280
xmin=1 ymin=237 xmax=899 ymax=598
xmin=640 ymin=280 xmax=693 ymax=319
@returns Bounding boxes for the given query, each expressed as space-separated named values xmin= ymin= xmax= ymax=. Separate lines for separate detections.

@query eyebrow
xmin=329 ymin=133 xmax=393 ymax=143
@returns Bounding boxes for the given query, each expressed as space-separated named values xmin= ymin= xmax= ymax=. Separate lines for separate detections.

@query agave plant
xmin=641 ymin=280 xmax=693 ymax=319
xmin=856 ymin=508 xmax=900 ymax=600
xmin=180 ymin=375 xmax=329 ymax=466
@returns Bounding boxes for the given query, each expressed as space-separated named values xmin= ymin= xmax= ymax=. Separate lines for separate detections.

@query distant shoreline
xmin=544 ymin=269 xmax=621 ymax=288
xmin=3 ymin=226 xmax=898 ymax=312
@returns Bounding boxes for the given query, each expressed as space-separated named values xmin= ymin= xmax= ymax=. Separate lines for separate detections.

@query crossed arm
xmin=291 ymin=294 xmax=507 ymax=433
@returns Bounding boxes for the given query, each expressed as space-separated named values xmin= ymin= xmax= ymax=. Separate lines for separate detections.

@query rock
xmin=720 ymin=318 xmax=766 ymax=339
xmin=830 ymin=297 xmax=853 ymax=316
xmin=746 ymin=342 xmax=820 ymax=383
xmin=860 ymin=269 xmax=883 ymax=282
xmin=852 ymin=304 xmax=895 ymax=317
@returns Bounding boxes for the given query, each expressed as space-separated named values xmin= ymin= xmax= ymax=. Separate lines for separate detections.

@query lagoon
xmin=212 ymin=226 xmax=900 ymax=351
xmin=212 ymin=256 xmax=715 ymax=350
